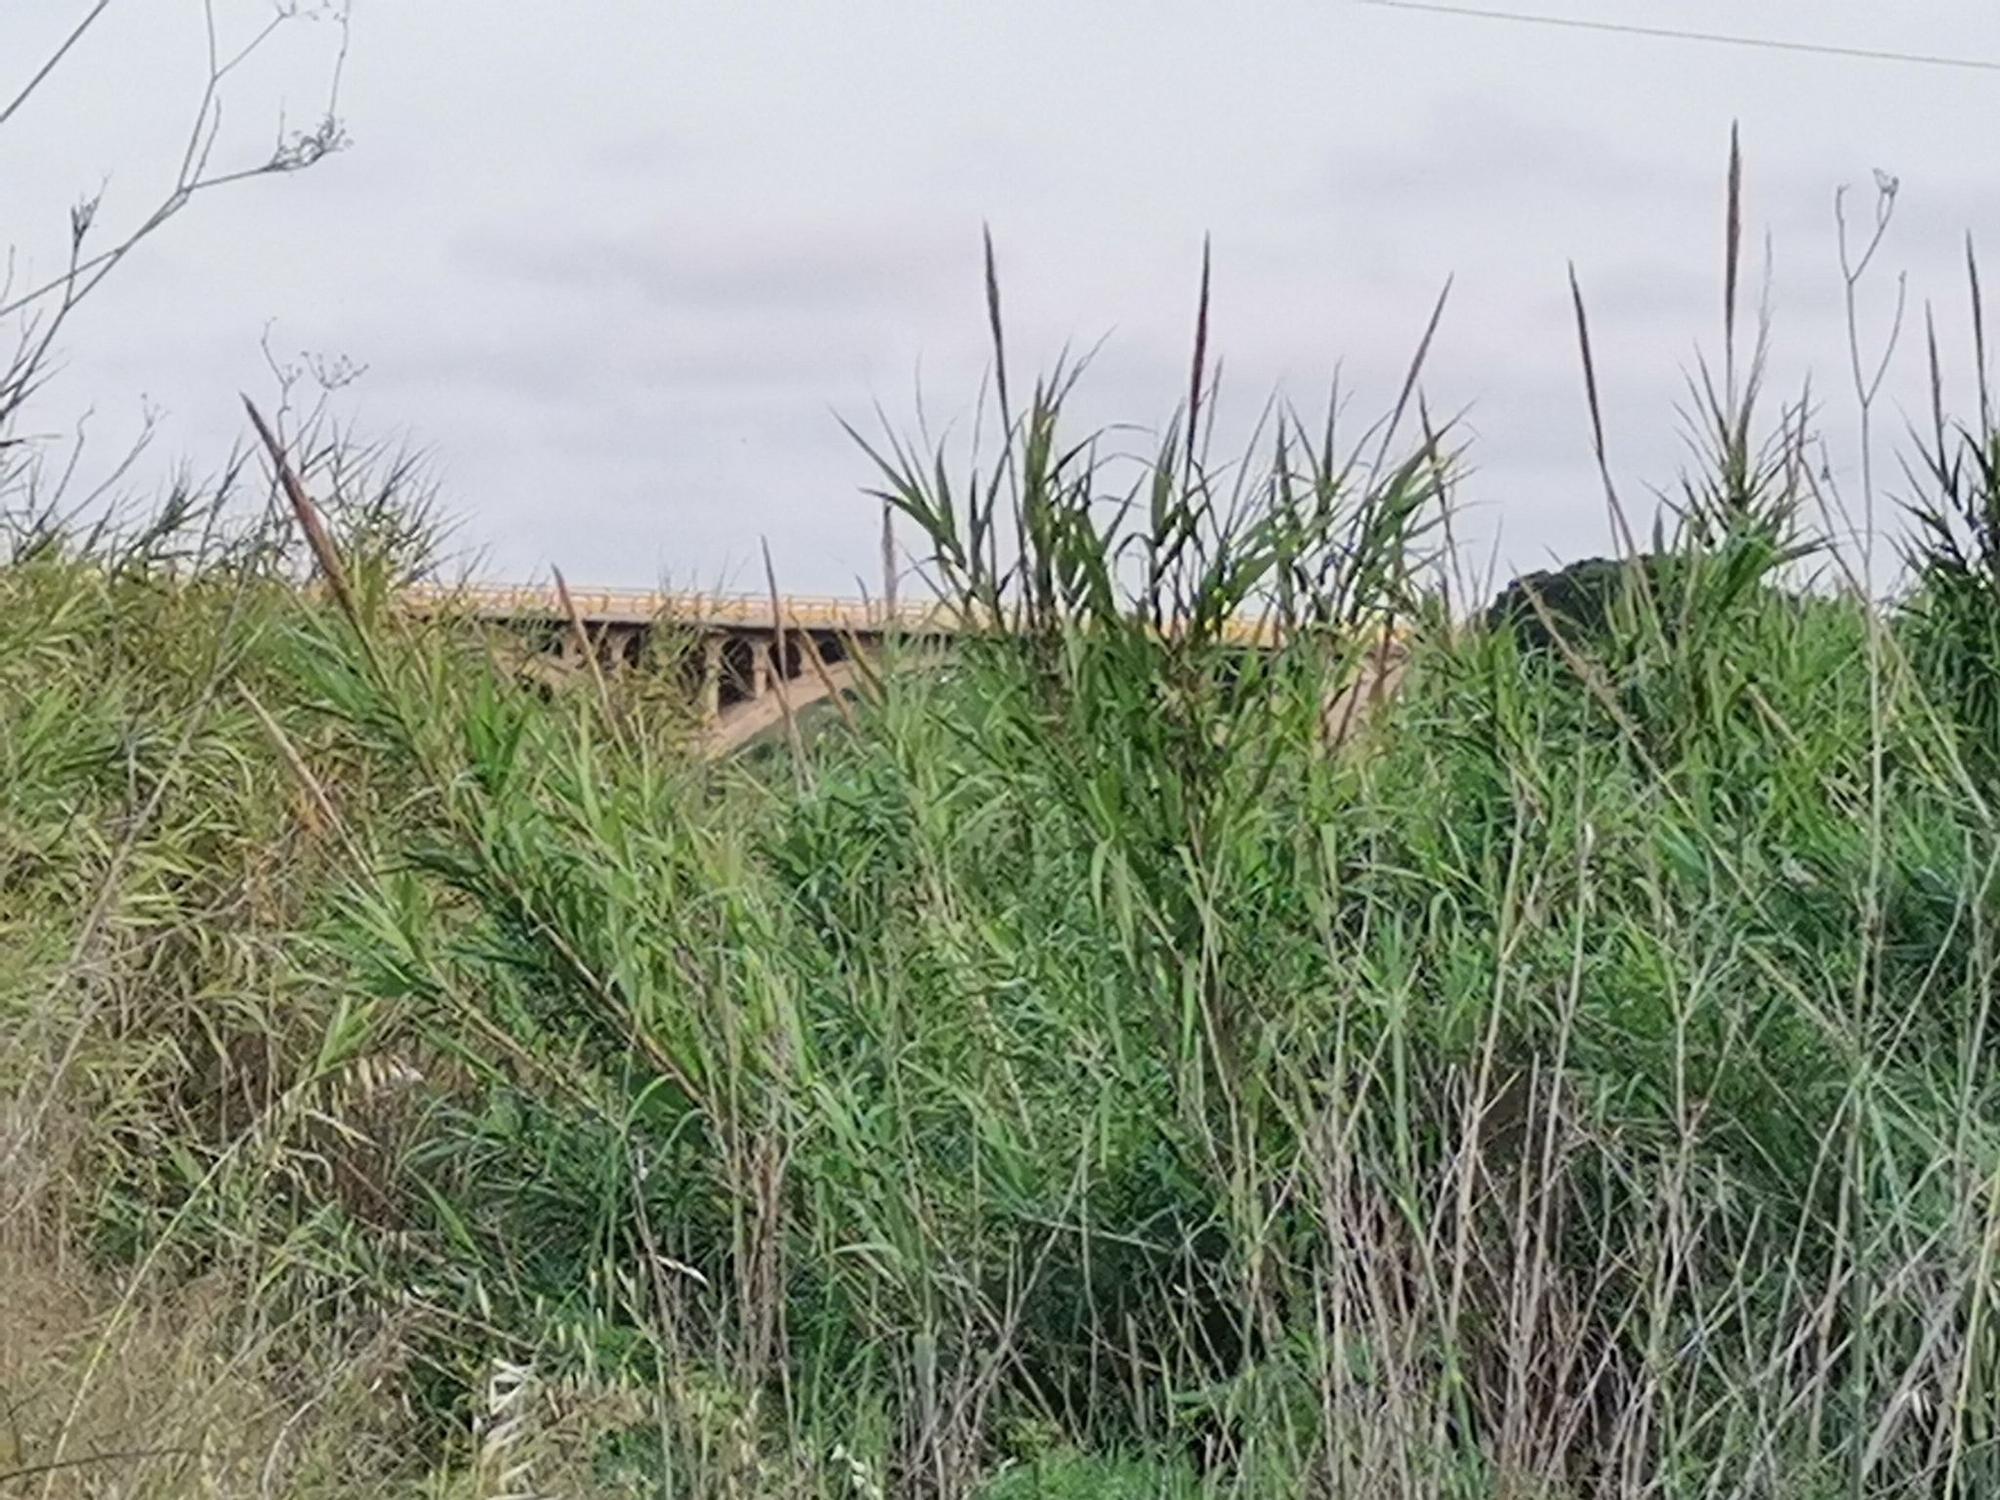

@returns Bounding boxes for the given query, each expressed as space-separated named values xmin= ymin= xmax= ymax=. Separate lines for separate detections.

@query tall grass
xmin=7 ymin=225 xmax=2000 ymax=1498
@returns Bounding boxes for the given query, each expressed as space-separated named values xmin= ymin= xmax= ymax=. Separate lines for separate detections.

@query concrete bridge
xmin=408 ymin=582 xmax=1392 ymax=756
xmin=406 ymin=583 xmax=968 ymax=753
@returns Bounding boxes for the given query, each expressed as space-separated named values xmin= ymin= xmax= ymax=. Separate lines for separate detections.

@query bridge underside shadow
xmin=436 ymin=585 xmax=1406 ymax=761
xmin=486 ymin=610 xmax=891 ymax=758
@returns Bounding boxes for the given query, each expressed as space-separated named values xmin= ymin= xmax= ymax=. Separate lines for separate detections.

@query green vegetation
xmin=5 ymin=325 xmax=2000 ymax=1499
xmin=10 ymin=185 xmax=2000 ymax=1499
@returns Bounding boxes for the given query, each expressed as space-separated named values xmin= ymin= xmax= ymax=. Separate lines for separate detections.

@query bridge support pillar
xmin=700 ymin=635 xmax=722 ymax=725
xmin=750 ymin=640 xmax=772 ymax=702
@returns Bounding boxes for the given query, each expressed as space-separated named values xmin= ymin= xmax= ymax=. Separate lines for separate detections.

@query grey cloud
xmin=464 ymin=225 xmax=965 ymax=315
xmin=1326 ymin=101 xmax=1714 ymax=207
xmin=370 ymin=321 xmax=879 ymax=404
xmin=17 ymin=0 xmax=2000 ymax=595
xmin=580 ymin=129 xmax=693 ymax=178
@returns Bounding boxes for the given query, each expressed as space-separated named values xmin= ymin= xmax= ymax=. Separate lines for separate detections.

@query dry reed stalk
xmin=790 ymin=620 xmax=860 ymax=733
xmin=241 ymin=397 xmax=359 ymax=635
xmin=759 ymin=539 xmax=808 ymax=775
xmin=552 ymin=566 xmax=622 ymax=742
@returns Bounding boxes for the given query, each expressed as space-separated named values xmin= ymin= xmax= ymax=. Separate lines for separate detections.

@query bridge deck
xmin=407 ymin=582 xmax=1296 ymax=646
xmin=404 ymin=581 xmax=940 ymax=632
xmin=395 ymin=581 xmax=1406 ymax=757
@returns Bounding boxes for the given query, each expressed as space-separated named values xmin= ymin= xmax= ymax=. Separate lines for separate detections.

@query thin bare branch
xmin=0 ymin=0 xmax=114 ymax=131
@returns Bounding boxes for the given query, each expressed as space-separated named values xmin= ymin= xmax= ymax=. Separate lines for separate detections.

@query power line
xmin=1353 ymin=0 xmax=2000 ymax=74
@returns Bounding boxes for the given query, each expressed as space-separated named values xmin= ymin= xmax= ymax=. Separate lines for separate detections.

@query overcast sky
xmin=7 ymin=2 xmax=2000 ymax=597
